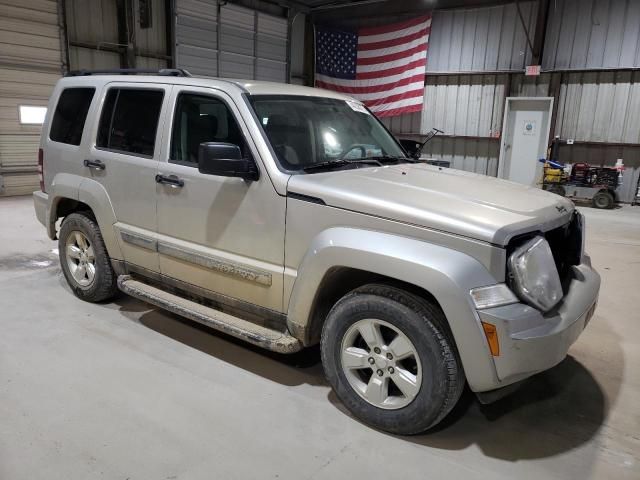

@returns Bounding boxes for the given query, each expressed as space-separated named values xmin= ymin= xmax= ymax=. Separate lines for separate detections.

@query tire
xmin=320 ymin=284 xmax=465 ymax=435
xmin=58 ymin=212 xmax=117 ymax=302
xmin=592 ymin=190 xmax=614 ymax=209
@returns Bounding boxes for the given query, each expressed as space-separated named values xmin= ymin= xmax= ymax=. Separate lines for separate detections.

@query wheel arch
xmin=285 ymin=227 xmax=501 ymax=391
xmin=48 ymin=174 xmax=123 ymax=260
xmin=303 ymin=266 xmax=448 ymax=346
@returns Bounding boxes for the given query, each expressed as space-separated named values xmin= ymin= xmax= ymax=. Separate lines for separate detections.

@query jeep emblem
xmin=556 ymin=205 xmax=567 ymax=213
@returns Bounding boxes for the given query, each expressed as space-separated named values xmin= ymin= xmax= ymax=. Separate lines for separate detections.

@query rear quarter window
xmin=96 ymin=88 xmax=164 ymax=157
xmin=49 ymin=88 xmax=95 ymax=145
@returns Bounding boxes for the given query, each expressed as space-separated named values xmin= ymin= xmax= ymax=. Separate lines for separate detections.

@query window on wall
xmin=97 ymin=88 xmax=164 ymax=157
xmin=49 ymin=88 xmax=95 ymax=145
xmin=170 ymin=93 xmax=247 ymax=166
xmin=19 ymin=106 xmax=47 ymax=125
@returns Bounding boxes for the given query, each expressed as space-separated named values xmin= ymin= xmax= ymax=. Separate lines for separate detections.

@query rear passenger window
xmin=97 ymin=88 xmax=164 ymax=157
xmin=50 ymin=88 xmax=95 ymax=145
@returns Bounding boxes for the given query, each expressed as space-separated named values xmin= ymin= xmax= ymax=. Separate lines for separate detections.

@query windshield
xmin=248 ymin=95 xmax=407 ymax=172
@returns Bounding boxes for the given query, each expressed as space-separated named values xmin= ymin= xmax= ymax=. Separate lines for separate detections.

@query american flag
xmin=315 ymin=16 xmax=431 ymax=117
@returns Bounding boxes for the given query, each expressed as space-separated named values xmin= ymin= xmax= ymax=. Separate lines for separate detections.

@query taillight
xmin=38 ymin=148 xmax=45 ymax=193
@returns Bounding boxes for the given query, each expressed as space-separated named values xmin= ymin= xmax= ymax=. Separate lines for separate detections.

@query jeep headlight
xmin=508 ymin=236 xmax=563 ymax=312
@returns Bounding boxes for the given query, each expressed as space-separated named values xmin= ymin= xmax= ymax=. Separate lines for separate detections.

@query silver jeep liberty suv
xmin=33 ymin=70 xmax=600 ymax=435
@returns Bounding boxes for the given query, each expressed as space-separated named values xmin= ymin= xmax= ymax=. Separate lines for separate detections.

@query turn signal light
xmin=481 ymin=322 xmax=500 ymax=356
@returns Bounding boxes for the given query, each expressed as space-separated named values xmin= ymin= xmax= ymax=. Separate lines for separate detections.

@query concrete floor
xmin=1 ymin=195 xmax=639 ymax=480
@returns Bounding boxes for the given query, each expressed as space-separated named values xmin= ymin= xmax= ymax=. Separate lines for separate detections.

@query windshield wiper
xmin=303 ymin=158 xmax=383 ymax=172
xmin=360 ymin=155 xmax=417 ymax=164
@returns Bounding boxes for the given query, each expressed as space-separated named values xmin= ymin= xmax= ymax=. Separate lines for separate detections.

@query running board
xmin=117 ymin=275 xmax=303 ymax=354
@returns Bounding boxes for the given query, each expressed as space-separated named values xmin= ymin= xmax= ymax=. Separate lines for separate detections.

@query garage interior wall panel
xmin=421 ymin=137 xmax=500 ymax=176
xmin=176 ymin=0 xmax=218 ymax=76
xmin=555 ymin=71 xmax=640 ymax=144
xmin=220 ymin=3 xmax=255 ymax=78
xmin=66 ymin=0 xmax=120 ymax=69
xmin=421 ymin=74 xmax=508 ymax=137
xmin=133 ymin=0 xmax=167 ymax=59
xmin=66 ymin=0 xmax=168 ymax=70
xmin=427 ymin=2 xmax=538 ymax=73
xmin=176 ymin=0 xmax=288 ymax=81
xmin=0 ymin=0 xmax=62 ymax=196
xmin=543 ymin=0 xmax=640 ymax=70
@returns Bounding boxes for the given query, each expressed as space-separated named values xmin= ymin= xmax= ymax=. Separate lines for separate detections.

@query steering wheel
xmin=338 ymin=144 xmax=369 ymax=160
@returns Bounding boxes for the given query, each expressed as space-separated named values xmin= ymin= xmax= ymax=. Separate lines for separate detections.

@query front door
xmin=86 ymin=82 xmax=172 ymax=272
xmin=155 ymin=86 xmax=286 ymax=312
xmin=498 ymin=97 xmax=553 ymax=186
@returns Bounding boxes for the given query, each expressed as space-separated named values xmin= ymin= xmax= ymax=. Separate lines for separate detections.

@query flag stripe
xmin=359 ymin=16 xmax=431 ymax=37
xmin=374 ymin=102 xmax=423 ymax=118
xmin=367 ymin=96 xmax=424 ymax=114
xmin=315 ymin=15 xmax=430 ymax=118
xmin=315 ymin=74 xmax=425 ymax=94
xmin=357 ymin=43 xmax=427 ymax=66
xmin=358 ymin=28 xmax=430 ymax=52
xmin=322 ymin=81 xmax=424 ymax=102
xmin=356 ymin=58 xmax=426 ymax=79
xmin=358 ymin=21 xmax=431 ymax=45
xmin=363 ymin=88 xmax=424 ymax=107
xmin=315 ymin=67 xmax=426 ymax=88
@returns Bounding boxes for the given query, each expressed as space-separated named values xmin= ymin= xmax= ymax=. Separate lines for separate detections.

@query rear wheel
xmin=58 ymin=212 xmax=117 ymax=302
xmin=320 ymin=284 xmax=465 ymax=435
xmin=592 ymin=190 xmax=614 ymax=209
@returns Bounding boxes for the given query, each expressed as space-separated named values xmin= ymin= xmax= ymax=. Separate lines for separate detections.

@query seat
xmin=264 ymin=114 xmax=312 ymax=167
xmin=186 ymin=113 xmax=218 ymax=163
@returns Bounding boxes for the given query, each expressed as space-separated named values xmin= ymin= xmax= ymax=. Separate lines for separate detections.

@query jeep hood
xmin=287 ymin=163 xmax=574 ymax=245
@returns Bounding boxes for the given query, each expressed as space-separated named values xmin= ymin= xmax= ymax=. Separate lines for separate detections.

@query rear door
xmin=85 ymin=82 xmax=171 ymax=273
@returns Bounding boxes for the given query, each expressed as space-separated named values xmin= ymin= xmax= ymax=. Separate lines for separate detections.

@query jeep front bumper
xmin=475 ymin=262 xmax=600 ymax=390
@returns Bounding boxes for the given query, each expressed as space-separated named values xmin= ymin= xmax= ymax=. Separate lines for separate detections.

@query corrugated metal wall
xmin=66 ymin=0 xmax=168 ymax=70
xmin=422 ymin=74 xmax=508 ymax=137
xmin=378 ymin=0 xmax=640 ymax=202
xmin=555 ymin=70 xmax=640 ymax=143
xmin=0 ymin=0 xmax=62 ymax=196
xmin=175 ymin=0 xmax=288 ymax=81
xmin=543 ymin=0 xmax=640 ymax=70
xmin=427 ymin=1 xmax=538 ymax=73
xmin=66 ymin=0 xmax=119 ymax=69
xmin=176 ymin=0 xmax=218 ymax=76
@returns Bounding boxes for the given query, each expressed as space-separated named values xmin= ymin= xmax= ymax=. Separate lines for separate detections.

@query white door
xmin=498 ymin=98 xmax=553 ymax=186
xmin=155 ymin=86 xmax=286 ymax=312
xmin=86 ymin=82 xmax=172 ymax=273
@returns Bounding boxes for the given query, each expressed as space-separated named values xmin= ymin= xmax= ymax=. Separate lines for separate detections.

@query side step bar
xmin=117 ymin=275 xmax=303 ymax=354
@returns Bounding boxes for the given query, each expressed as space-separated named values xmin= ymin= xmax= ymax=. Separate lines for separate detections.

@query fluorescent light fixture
xmin=19 ymin=105 xmax=47 ymax=125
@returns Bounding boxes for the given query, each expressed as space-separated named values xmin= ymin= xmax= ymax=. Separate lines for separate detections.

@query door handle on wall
xmin=83 ymin=159 xmax=105 ymax=170
xmin=155 ymin=174 xmax=184 ymax=188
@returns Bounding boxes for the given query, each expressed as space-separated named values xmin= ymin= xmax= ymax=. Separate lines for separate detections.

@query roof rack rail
xmin=65 ymin=68 xmax=192 ymax=77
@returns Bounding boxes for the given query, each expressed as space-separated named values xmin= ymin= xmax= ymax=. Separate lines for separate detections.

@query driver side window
xmin=170 ymin=93 xmax=246 ymax=166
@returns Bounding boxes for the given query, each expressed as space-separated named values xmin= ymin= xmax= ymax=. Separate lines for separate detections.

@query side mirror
xmin=198 ymin=142 xmax=259 ymax=181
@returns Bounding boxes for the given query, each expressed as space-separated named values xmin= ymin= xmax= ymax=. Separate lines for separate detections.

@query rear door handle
xmin=84 ymin=159 xmax=105 ymax=170
xmin=156 ymin=174 xmax=184 ymax=188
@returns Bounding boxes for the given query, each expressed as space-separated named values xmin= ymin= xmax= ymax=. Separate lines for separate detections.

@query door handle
xmin=156 ymin=174 xmax=184 ymax=188
xmin=83 ymin=159 xmax=105 ymax=170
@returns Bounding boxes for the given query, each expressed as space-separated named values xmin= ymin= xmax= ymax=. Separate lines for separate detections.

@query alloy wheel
xmin=340 ymin=318 xmax=422 ymax=410
xmin=65 ymin=230 xmax=96 ymax=287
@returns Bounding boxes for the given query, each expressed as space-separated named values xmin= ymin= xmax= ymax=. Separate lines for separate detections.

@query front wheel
xmin=320 ymin=285 xmax=465 ymax=435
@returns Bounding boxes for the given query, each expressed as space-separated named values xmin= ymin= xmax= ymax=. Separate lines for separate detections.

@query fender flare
xmin=47 ymin=174 xmax=123 ymax=260
xmin=45 ymin=173 xmax=83 ymax=238
xmin=286 ymin=227 xmax=500 ymax=391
